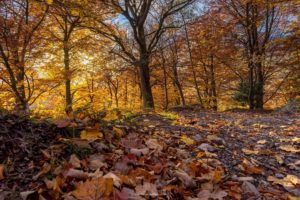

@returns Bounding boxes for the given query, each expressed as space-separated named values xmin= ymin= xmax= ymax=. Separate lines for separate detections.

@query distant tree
xmin=0 ymin=0 xmax=48 ymax=112
xmin=85 ymin=0 xmax=194 ymax=110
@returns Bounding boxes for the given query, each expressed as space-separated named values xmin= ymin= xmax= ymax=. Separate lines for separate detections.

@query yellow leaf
xmin=181 ymin=135 xmax=195 ymax=145
xmin=197 ymin=152 xmax=206 ymax=158
xmin=80 ymin=130 xmax=103 ymax=141
xmin=46 ymin=0 xmax=53 ymax=4
xmin=213 ymin=167 xmax=222 ymax=183
xmin=104 ymin=178 xmax=114 ymax=197
xmin=288 ymin=194 xmax=300 ymax=200
xmin=71 ymin=8 xmax=80 ymax=16
xmin=113 ymin=127 xmax=123 ymax=137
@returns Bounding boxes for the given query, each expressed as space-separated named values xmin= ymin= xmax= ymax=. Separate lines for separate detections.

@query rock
xmin=275 ymin=173 xmax=285 ymax=179
xmin=198 ymin=143 xmax=215 ymax=152
xmin=242 ymin=181 xmax=260 ymax=196
xmin=193 ymin=135 xmax=203 ymax=142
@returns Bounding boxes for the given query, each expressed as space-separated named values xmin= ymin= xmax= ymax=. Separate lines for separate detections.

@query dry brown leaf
xmin=33 ymin=163 xmax=51 ymax=180
xmin=174 ymin=169 xmax=196 ymax=188
xmin=242 ymin=148 xmax=259 ymax=155
xmin=69 ymin=154 xmax=81 ymax=168
xmin=71 ymin=177 xmax=113 ymax=199
xmin=241 ymin=159 xmax=264 ymax=175
xmin=0 ymin=164 xmax=5 ymax=180
xmin=103 ymin=172 xmax=121 ymax=187
xmin=65 ymin=169 xmax=88 ymax=179
xmin=280 ymin=145 xmax=300 ymax=153
xmin=145 ymin=139 xmax=163 ymax=151
xmin=135 ymin=182 xmax=158 ymax=197
xmin=197 ymin=189 xmax=227 ymax=200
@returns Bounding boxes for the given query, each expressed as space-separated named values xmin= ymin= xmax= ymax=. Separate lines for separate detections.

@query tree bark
xmin=138 ymin=57 xmax=154 ymax=110
xmin=209 ymin=55 xmax=217 ymax=110
xmin=64 ymin=43 xmax=72 ymax=114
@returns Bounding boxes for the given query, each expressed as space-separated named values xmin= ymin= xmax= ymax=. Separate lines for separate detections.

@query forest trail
xmin=0 ymin=110 xmax=299 ymax=199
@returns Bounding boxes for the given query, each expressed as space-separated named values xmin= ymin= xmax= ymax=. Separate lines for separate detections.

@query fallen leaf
xmin=113 ymin=127 xmax=124 ymax=137
xmin=135 ymin=182 xmax=158 ymax=197
xmin=181 ymin=135 xmax=195 ymax=145
xmin=71 ymin=177 xmax=114 ymax=199
xmin=104 ymin=172 xmax=122 ymax=187
xmin=33 ymin=163 xmax=51 ymax=180
xmin=197 ymin=152 xmax=206 ymax=158
xmin=274 ymin=154 xmax=284 ymax=165
xmin=20 ymin=191 xmax=38 ymax=200
xmin=174 ymin=169 xmax=196 ymax=188
xmin=130 ymin=148 xmax=149 ymax=156
xmin=242 ymin=148 xmax=259 ymax=155
xmin=145 ymin=139 xmax=163 ymax=151
xmin=197 ymin=189 xmax=227 ymax=200
xmin=69 ymin=154 xmax=81 ymax=168
xmin=241 ymin=159 xmax=264 ymax=175
xmin=80 ymin=130 xmax=103 ymax=141
xmin=65 ymin=169 xmax=88 ymax=179
xmin=242 ymin=181 xmax=260 ymax=196
xmin=257 ymin=140 xmax=267 ymax=144
xmin=0 ymin=164 xmax=5 ymax=180
xmin=280 ymin=145 xmax=300 ymax=153
xmin=213 ymin=167 xmax=222 ymax=183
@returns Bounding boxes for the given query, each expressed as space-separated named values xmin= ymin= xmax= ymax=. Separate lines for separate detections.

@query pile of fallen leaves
xmin=0 ymin=111 xmax=299 ymax=200
xmin=0 ymin=113 xmax=62 ymax=199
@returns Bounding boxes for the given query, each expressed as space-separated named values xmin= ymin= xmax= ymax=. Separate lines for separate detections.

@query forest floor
xmin=0 ymin=109 xmax=299 ymax=200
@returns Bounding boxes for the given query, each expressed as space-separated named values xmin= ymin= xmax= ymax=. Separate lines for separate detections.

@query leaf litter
xmin=0 ymin=110 xmax=299 ymax=199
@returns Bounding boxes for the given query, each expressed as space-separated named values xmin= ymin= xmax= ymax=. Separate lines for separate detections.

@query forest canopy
xmin=0 ymin=0 xmax=299 ymax=117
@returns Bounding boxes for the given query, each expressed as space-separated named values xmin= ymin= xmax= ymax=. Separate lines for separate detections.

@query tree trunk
xmin=171 ymin=36 xmax=186 ymax=106
xmin=255 ymin=61 xmax=264 ymax=109
xmin=138 ymin=58 xmax=154 ymax=110
xmin=248 ymin=65 xmax=255 ymax=110
xmin=64 ymin=43 xmax=72 ymax=114
xmin=182 ymin=14 xmax=202 ymax=105
xmin=161 ymin=51 xmax=169 ymax=109
xmin=15 ymin=64 xmax=28 ymax=112
xmin=210 ymin=55 xmax=217 ymax=110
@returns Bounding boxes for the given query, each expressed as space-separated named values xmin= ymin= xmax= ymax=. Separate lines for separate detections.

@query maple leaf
xmin=71 ymin=177 xmax=114 ymax=199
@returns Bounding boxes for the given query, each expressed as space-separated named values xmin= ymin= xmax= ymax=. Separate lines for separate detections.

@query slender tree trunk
xmin=124 ymin=77 xmax=128 ymax=107
xmin=209 ymin=55 xmax=217 ymax=110
xmin=161 ymin=51 xmax=169 ymax=109
xmin=171 ymin=36 xmax=186 ymax=106
xmin=138 ymin=57 xmax=154 ymax=110
xmin=64 ymin=43 xmax=72 ymax=114
xmin=248 ymin=64 xmax=255 ymax=110
xmin=182 ymin=14 xmax=202 ymax=105
xmin=15 ymin=63 xmax=28 ymax=111
xmin=255 ymin=61 xmax=264 ymax=109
